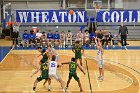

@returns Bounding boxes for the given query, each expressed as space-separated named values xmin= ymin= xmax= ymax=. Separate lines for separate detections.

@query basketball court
xmin=0 ymin=0 xmax=140 ymax=93
xmin=0 ymin=40 xmax=140 ymax=93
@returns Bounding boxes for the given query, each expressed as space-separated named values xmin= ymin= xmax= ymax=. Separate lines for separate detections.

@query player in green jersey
xmin=31 ymin=60 xmax=51 ymax=92
xmin=36 ymin=47 xmax=51 ymax=91
xmin=36 ymin=47 xmax=49 ymax=63
xmin=72 ymin=41 xmax=84 ymax=66
xmin=61 ymin=57 xmax=85 ymax=93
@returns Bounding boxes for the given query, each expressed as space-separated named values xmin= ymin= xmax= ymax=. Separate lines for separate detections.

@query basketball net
xmin=95 ymin=5 xmax=101 ymax=12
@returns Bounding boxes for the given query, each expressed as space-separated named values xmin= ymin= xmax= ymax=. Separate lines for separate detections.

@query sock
xmin=48 ymin=85 xmax=51 ymax=89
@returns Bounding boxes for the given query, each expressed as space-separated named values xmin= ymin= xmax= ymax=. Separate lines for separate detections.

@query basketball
xmin=69 ymin=9 xmax=75 ymax=15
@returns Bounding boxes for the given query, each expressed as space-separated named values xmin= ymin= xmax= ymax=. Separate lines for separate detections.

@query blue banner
xmin=16 ymin=10 xmax=87 ymax=23
xmin=96 ymin=10 xmax=140 ymax=23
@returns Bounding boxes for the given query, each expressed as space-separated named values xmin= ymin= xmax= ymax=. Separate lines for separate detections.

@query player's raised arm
xmin=77 ymin=63 xmax=85 ymax=75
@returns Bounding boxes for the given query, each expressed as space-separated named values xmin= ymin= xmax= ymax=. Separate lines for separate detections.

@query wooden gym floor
xmin=0 ymin=39 xmax=140 ymax=93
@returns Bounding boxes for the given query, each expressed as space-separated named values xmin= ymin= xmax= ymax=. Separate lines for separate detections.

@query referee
xmin=119 ymin=23 xmax=128 ymax=47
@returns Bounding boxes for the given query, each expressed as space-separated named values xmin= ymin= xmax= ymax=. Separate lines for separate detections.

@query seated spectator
xmin=83 ymin=30 xmax=90 ymax=45
xmin=22 ymin=30 xmax=29 ymax=47
xmin=47 ymin=30 xmax=54 ymax=45
xmin=60 ymin=31 xmax=66 ymax=48
xmin=53 ymin=31 xmax=60 ymax=47
xmin=35 ymin=30 xmax=42 ymax=45
xmin=29 ymin=30 xmax=36 ymax=46
xmin=66 ymin=30 xmax=73 ymax=46
xmin=41 ymin=32 xmax=47 ymax=47
xmin=76 ymin=30 xmax=83 ymax=45
xmin=106 ymin=32 xmax=115 ymax=47
xmin=90 ymin=31 xmax=96 ymax=42
xmin=89 ymin=31 xmax=96 ymax=47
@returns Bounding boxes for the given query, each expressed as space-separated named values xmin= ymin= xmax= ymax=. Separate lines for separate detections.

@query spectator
xmin=41 ymin=32 xmax=47 ymax=47
xmin=12 ymin=29 xmax=19 ymax=47
xmin=83 ymin=30 xmax=90 ymax=45
xmin=66 ymin=30 xmax=73 ymax=46
xmin=106 ymin=32 xmax=115 ymax=47
xmin=60 ymin=31 xmax=66 ymax=48
xmin=119 ymin=22 xmax=128 ymax=47
xmin=53 ymin=31 xmax=60 ymax=46
xmin=90 ymin=31 xmax=96 ymax=42
xmin=35 ymin=30 xmax=42 ymax=45
xmin=29 ymin=30 xmax=36 ymax=46
xmin=76 ymin=30 xmax=83 ymax=45
xmin=22 ymin=30 xmax=29 ymax=47
xmin=47 ymin=30 xmax=54 ymax=44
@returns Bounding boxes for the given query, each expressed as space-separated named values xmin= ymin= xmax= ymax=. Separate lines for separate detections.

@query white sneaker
xmin=113 ymin=45 xmax=115 ymax=48
xmin=32 ymin=90 xmax=35 ymax=93
xmin=100 ymin=76 xmax=104 ymax=81
xmin=63 ymin=89 xmax=66 ymax=93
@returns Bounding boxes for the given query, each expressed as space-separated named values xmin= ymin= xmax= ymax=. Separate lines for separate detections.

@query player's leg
xmin=79 ymin=58 xmax=83 ymax=66
xmin=33 ymin=76 xmax=43 ymax=91
xmin=74 ymin=73 xmax=83 ymax=92
xmin=55 ymin=73 xmax=66 ymax=92
xmin=43 ymin=78 xmax=51 ymax=91
xmin=98 ymin=60 xmax=104 ymax=80
xmin=66 ymin=73 xmax=72 ymax=89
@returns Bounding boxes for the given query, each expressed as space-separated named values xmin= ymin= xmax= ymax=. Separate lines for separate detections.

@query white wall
xmin=123 ymin=0 xmax=140 ymax=9
xmin=10 ymin=2 xmax=60 ymax=10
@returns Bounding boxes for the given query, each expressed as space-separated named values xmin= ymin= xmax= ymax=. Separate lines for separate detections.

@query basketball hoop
xmin=94 ymin=2 xmax=101 ymax=12
xmin=6 ymin=21 xmax=17 ymax=26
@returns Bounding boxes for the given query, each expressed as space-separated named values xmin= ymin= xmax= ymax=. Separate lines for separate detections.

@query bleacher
xmin=97 ymin=22 xmax=140 ymax=40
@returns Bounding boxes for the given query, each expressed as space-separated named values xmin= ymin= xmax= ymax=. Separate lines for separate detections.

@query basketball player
xmin=61 ymin=57 xmax=85 ymax=93
xmin=83 ymin=30 xmax=90 ymax=45
xmin=31 ymin=60 xmax=51 ymax=92
xmin=60 ymin=31 xmax=66 ymax=48
xmin=76 ymin=31 xmax=83 ymax=45
xmin=46 ymin=45 xmax=59 ymax=62
xmin=95 ymin=37 xmax=104 ymax=81
xmin=66 ymin=30 xmax=73 ymax=46
xmin=72 ymin=41 xmax=84 ymax=66
xmin=47 ymin=30 xmax=54 ymax=45
xmin=48 ymin=55 xmax=66 ymax=93
xmin=36 ymin=47 xmax=51 ymax=89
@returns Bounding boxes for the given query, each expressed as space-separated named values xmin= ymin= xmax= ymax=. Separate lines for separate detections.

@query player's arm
xmin=61 ymin=62 xmax=70 ymax=65
xmin=72 ymin=47 xmax=75 ymax=53
xmin=30 ymin=68 xmax=40 ymax=77
xmin=95 ymin=37 xmax=100 ymax=49
xmin=77 ymin=63 xmax=86 ymax=75
xmin=81 ymin=47 xmax=84 ymax=55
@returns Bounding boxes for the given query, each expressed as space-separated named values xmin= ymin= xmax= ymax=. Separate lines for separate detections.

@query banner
xmin=97 ymin=10 xmax=140 ymax=23
xmin=16 ymin=10 xmax=87 ymax=23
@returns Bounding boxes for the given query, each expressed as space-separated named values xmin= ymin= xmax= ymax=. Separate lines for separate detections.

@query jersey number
xmin=51 ymin=63 xmax=56 ymax=67
xmin=42 ymin=65 xmax=47 ymax=70
xmin=71 ymin=64 xmax=75 ymax=68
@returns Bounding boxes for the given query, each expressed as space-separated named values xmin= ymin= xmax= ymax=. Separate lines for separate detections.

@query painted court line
xmin=94 ymin=71 xmax=101 ymax=91
xmin=0 ymin=47 xmax=14 ymax=64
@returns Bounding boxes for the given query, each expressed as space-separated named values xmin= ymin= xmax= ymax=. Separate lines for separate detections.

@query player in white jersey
xmin=95 ymin=37 xmax=104 ymax=81
xmin=48 ymin=55 xmax=66 ymax=93
xmin=46 ymin=45 xmax=59 ymax=62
